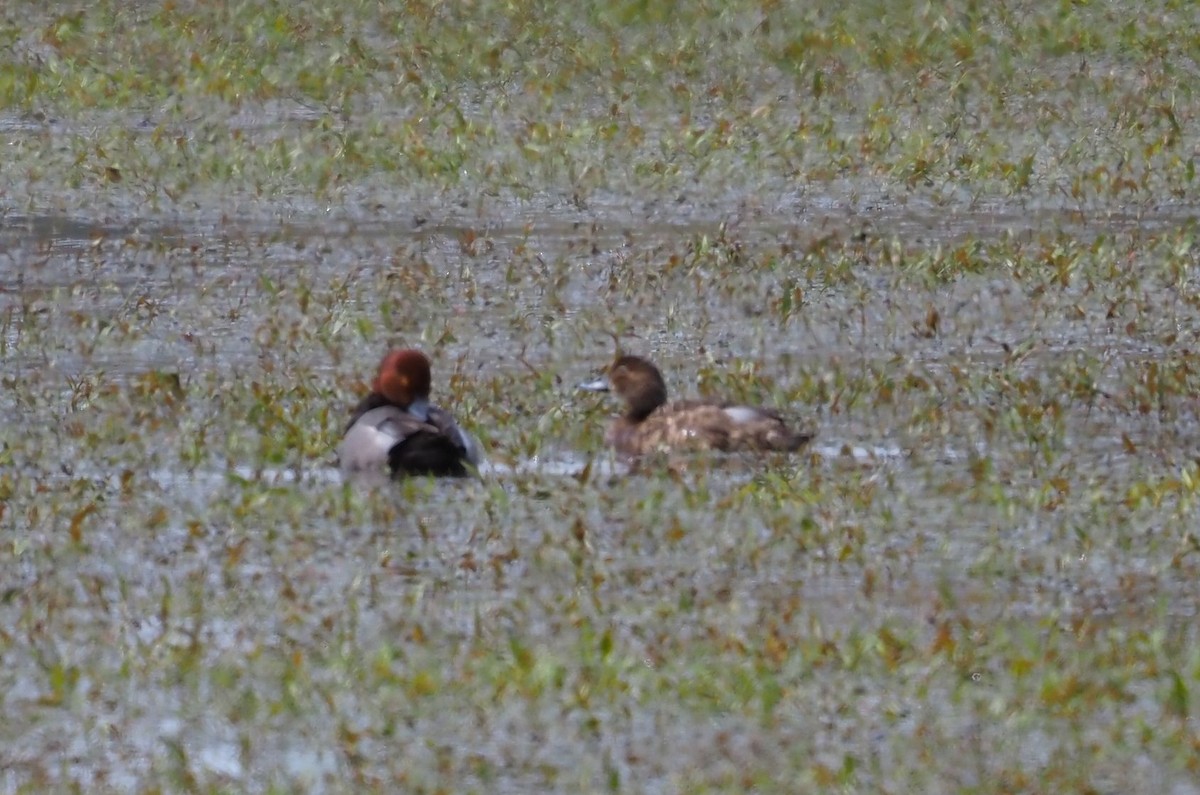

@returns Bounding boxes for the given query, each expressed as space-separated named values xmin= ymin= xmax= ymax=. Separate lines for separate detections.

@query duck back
xmin=609 ymin=400 xmax=811 ymax=456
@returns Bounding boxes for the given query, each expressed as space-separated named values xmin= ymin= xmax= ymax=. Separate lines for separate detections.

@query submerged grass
xmin=2 ymin=0 xmax=1198 ymax=210
xmin=2 ymin=0 xmax=1200 ymax=792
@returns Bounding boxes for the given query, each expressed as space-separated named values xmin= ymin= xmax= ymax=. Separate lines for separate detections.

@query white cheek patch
xmin=723 ymin=406 xmax=763 ymax=424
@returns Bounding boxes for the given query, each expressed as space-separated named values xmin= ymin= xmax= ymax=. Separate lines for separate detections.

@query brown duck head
xmin=580 ymin=354 xmax=669 ymax=422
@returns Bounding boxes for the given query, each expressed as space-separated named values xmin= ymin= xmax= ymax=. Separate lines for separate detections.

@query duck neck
xmin=625 ymin=384 xmax=667 ymax=422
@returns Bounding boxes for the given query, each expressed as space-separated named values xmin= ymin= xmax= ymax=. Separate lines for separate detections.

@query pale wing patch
xmin=456 ymin=427 xmax=484 ymax=465
xmin=339 ymin=406 xmax=417 ymax=472
xmin=339 ymin=423 xmax=401 ymax=471
xmin=722 ymin=406 xmax=764 ymax=424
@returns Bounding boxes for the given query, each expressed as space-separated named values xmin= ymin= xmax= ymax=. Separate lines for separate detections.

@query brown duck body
xmin=604 ymin=398 xmax=809 ymax=456
xmin=339 ymin=349 xmax=481 ymax=478
xmin=584 ymin=355 xmax=812 ymax=457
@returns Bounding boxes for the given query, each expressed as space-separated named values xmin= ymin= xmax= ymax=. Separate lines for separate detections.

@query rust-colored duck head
xmin=372 ymin=348 xmax=433 ymax=420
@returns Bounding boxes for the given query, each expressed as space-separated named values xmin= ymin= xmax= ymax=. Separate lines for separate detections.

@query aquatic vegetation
xmin=1 ymin=0 xmax=1199 ymax=792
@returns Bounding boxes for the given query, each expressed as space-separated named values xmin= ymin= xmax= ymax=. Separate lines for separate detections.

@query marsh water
xmin=5 ymin=0 xmax=1200 ymax=786
xmin=5 ymin=183 xmax=1199 ymax=792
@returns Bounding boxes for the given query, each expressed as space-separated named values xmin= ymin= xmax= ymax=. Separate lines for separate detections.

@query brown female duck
xmin=580 ymin=354 xmax=812 ymax=456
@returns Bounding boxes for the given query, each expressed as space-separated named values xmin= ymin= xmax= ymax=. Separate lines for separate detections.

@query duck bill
xmin=577 ymin=377 xmax=611 ymax=393
xmin=406 ymin=397 xmax=431 ymax=421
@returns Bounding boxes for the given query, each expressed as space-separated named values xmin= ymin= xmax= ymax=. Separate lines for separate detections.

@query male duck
xmin=581 ymin=354 xmax=812 ymax=456
xmin=339 ymin=348 xmax=481 ymax=477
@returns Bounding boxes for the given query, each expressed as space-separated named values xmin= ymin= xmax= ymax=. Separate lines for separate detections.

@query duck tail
xmin=387 ymin=431 xmax=472 ymax=478
xmin=784 ymin=429 xmax=815 ymax=451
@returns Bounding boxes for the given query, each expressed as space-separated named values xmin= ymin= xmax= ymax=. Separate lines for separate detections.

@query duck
xmin=339 ymin=348 xmax=482 ymax=477
xmin=580 ymin=354 xmax=812 ymax=457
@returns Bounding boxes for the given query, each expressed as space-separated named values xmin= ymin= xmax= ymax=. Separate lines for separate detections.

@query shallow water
xmin=4 ymin=192 xmax=1195 ymax=792
xmin=4 ymin=74 xmax=1200 ymax=795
